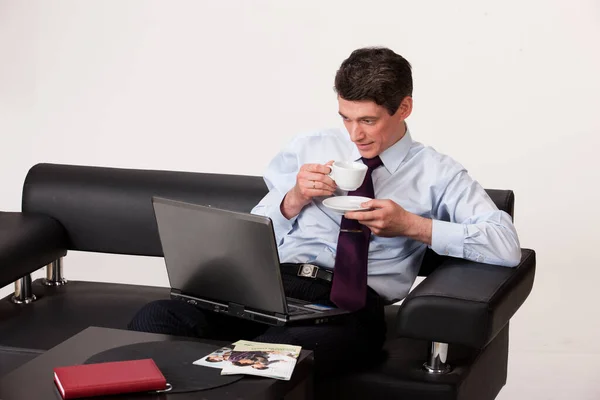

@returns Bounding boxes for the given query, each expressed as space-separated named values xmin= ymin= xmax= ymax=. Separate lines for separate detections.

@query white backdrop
xmin=1 ymin=1 xmax=599 ymax=397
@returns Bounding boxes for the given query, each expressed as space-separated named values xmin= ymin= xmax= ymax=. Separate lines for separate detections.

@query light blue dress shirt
xmin=251 ymin=127 xmax=521 ymax=302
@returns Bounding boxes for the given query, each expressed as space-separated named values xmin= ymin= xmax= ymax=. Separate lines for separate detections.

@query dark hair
xmin=232 ymin=360 xmax=254 ymax=367
xmin=334 ymin=47 xmax=413 ymax=115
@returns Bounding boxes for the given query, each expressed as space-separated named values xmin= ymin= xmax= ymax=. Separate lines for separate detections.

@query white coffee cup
xmin=328 ymin=161 xmax=368 ymax=191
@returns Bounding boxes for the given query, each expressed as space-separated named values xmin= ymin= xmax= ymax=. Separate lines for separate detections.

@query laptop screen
xmin=152 ymin=197 xmax=287 ymax=314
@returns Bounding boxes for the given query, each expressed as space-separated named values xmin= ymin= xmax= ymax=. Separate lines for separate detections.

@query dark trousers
xmin=128 ymin=266 xmax=386 ymax=377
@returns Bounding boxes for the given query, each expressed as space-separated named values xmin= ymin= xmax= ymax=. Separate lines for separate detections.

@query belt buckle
xmin=297 ymin=263 xmax=319 ymax=279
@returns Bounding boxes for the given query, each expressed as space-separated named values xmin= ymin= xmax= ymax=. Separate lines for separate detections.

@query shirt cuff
xmin=265 ymin=193 xmax=297 ymax=241
xmin=431 ymin=219 xmax=466 ymax=258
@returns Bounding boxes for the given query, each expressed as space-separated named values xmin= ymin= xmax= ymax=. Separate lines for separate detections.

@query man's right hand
xmin=280 ymin=161 xmax=336 ymax=219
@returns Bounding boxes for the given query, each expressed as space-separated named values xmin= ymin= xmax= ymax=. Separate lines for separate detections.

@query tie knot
xmin=361 ymin=156 xmax=383 ymax=171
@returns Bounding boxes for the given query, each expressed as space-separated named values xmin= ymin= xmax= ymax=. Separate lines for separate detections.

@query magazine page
xmin=220 ymin=340 xmax=302 ymax=380
xmin=192 ymin=345 xmax=234 ymax=369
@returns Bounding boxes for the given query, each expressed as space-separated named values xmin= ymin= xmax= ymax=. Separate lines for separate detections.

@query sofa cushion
xmin=0 ymin=279 xmax=169 ymax=350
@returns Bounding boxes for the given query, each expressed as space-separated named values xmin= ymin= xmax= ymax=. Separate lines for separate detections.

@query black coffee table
xmin=0 ymin=326 xmax=314 ymax=400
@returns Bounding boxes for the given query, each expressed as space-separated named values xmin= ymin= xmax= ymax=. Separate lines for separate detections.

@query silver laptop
xmin=151 ymin=196 xmax=349 ymax=326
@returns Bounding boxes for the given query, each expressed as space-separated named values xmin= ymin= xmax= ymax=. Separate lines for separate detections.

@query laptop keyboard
xmin=287 ymin=304 xmax=314 ymax=316
xmin=287 ymin=297 xmax=316 ymax=315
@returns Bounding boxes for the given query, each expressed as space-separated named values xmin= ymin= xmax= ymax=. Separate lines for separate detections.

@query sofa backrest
xmin=22 ymin=163 xmax=515 ymax=274
xmin=22 ymin=163 xmax=268 ymax=256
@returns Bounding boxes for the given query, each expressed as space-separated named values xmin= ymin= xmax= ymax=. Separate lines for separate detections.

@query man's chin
xmin=356 ymin=143 xmax=379 ymax=158
xmin=357 ymin=149 xmax=378 ymax=159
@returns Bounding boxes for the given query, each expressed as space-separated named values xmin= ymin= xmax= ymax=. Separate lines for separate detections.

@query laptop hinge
xmin=228 ymin=302 xmax=245 ymax=317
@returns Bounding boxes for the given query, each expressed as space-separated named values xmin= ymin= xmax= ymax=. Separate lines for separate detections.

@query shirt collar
xmin=350 ymin=125 xmax=413 ymax=174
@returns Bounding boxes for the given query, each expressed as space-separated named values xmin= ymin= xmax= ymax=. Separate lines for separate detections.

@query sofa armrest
xmin=395 ymin=249 xmax=536 ymax=348
xmin=0 ymin=212 xmax=68 ymax=288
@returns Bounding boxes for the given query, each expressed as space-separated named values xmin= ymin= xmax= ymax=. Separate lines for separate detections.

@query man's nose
xmin=349 ymin=123 xmax=364 ymax=142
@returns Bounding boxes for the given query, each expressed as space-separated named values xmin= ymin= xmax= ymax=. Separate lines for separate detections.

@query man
xmin=128 ymin=47 xmax=521 ymax=376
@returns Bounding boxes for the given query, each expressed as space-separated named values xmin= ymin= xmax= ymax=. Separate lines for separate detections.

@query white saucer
xmin=322 ymin=196 xmax=372 ymax=214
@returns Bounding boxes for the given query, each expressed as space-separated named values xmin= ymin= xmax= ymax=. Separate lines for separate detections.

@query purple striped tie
xmin=330 ymin=156 xmax=383 ymax=311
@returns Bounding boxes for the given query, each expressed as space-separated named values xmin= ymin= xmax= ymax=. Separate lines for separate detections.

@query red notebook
xmin=53 ymin=358 xmax=168 ymax=399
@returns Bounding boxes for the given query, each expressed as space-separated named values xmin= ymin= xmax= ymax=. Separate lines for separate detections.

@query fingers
xmin=302 ymin=179 xmax=336 ymax=197
xmin=345 ymin=210 xmax=387 ymax=236
xmin=344 ymin=199 xmax=390 ymax=220
xmin=304 ymin=188 xmax=336 ymax=198
xmin=344 ymin=200 xmax=392 ymax=225
xmin=344 ymin=211 xmax=384 ymax=236
xmin=304 ymin=178 xmax=333 ymax=191
xmin=300 ymin=163 xmax=332 ymax=175
xmin=298 ymin=164 xmax=336 ymax=192
xmin=360 ymin=199 xmax=387 ymax=209
xmin=294 ymin=163 xmax=339 ymax=201
xmin=302 ymin=170 xmax=336 ymax=184
xmin=344 ymin=209 xmax=379 ymax=222
xmin=343 ymin=200 xmax=405 ymax=238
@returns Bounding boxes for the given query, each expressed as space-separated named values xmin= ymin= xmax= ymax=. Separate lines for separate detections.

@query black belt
xmin=280 ymin=263 xmax=333 ymax=283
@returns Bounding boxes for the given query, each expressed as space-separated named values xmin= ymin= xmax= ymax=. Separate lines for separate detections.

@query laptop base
xmin=171 ymin=291 xmax=347 ymax=326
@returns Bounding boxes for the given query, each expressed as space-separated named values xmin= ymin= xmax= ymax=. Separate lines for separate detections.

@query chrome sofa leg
xmin=43 ymin=258 xmax=67 ymax=286
xmin=423 ymin=341 xmax=452 ymax=374
xmin=11 ymin=274 xmax=37 ymax=304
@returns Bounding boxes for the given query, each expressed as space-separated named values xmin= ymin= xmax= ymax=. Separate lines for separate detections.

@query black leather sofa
xmin=0 ymin=163 xmax=536 ymax=399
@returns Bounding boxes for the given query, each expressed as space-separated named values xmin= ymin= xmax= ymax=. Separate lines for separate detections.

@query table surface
xmin=0 ymin=326 xmax=313 ymax=400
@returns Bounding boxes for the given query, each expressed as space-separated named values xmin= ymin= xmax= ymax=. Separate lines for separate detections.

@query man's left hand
xmin=344 ymin=199 xmax=432 ymax=245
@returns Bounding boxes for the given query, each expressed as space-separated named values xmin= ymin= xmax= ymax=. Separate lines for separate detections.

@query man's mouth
xmin=357 ymin=142 xmax=374 ymax=149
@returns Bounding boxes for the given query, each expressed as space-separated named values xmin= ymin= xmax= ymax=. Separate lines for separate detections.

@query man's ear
xmin=396 ymin=96 xmax=413 ymax=120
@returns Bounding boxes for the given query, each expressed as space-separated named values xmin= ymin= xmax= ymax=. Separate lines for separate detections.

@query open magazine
xmin=193 ymin=340 xmax=301 ymax=380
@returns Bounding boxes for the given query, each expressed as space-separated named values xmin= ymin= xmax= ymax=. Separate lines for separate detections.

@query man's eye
xmin=363 ymin=120 xmax=374 ymax=125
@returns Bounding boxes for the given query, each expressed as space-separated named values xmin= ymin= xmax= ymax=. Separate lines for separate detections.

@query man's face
xmin=338 ymin=97 xmax=412 ymax=159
